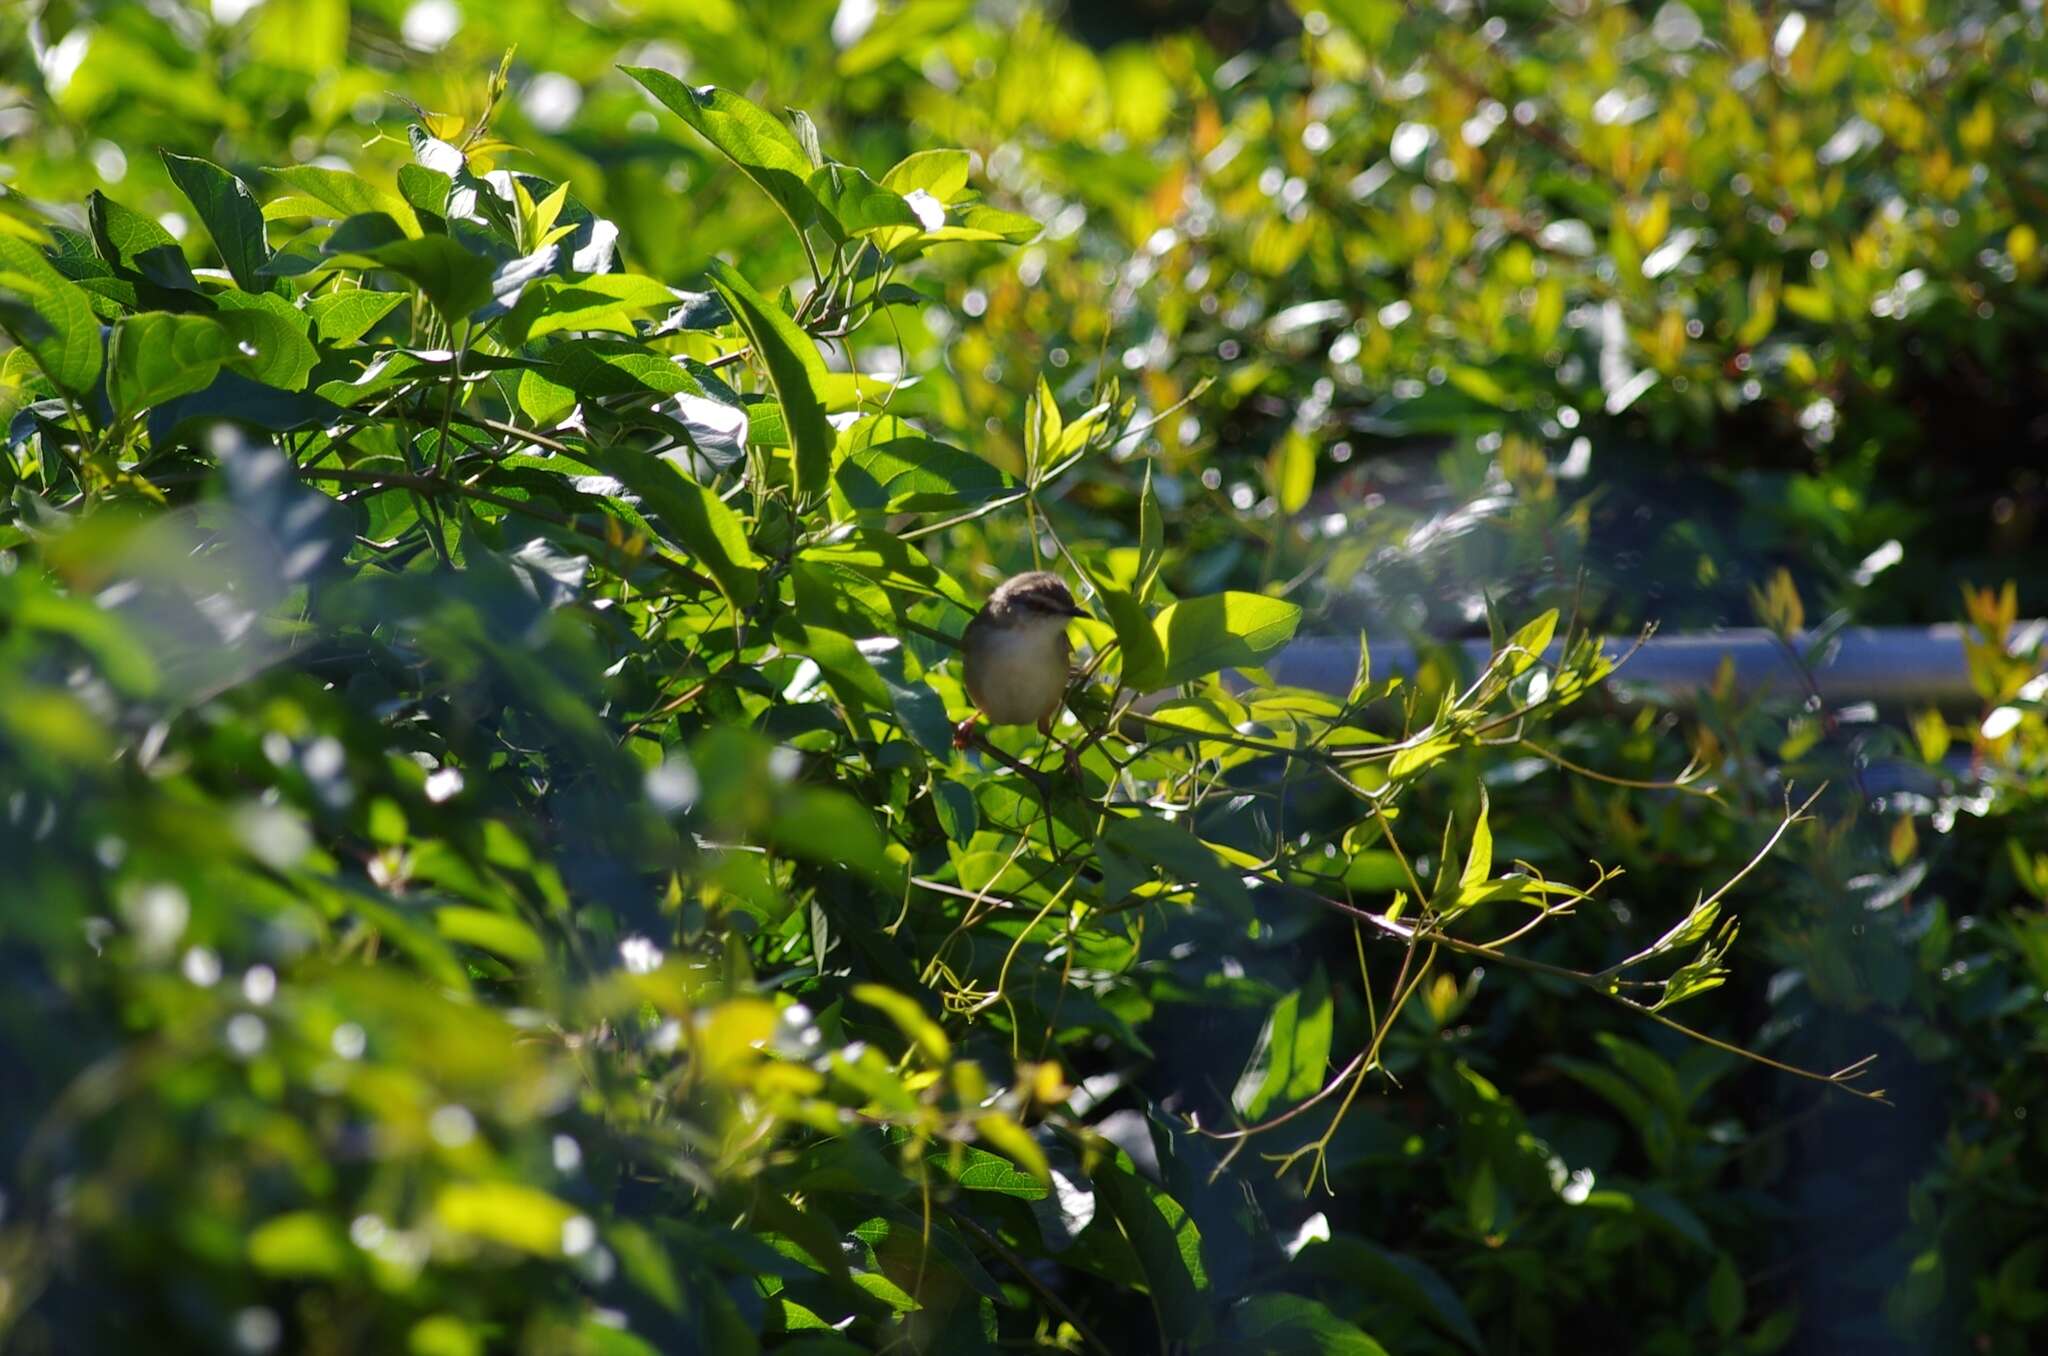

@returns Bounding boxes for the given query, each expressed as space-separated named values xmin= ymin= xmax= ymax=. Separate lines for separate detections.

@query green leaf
xmin=433 ymin=905 xmax=545 ymax=965
xmin=974 ymin=1112 xmax=1050 ymax=1183
xmin=1500 ymin=608 xmax=1558 ymax=677
xmin=0 ymin=236 xmax=104 ymax=396
xmin=434 ymin=1182 xmax=579 ymax=1256
xmin=620 ymin=69 xmax=820 ymax=244
xmin=1232 ymin=965 xmax=1332 ymax=1119
xmin=329 ymin=230 xmax=498 ymax=324
xmin=1388 ymin=736 xmax=1454 ymax=780
xmin=507 ymin=273 xmax=677 ymax=343
xmin=1629 ymin=1185 xmax=1714 ymax=1250
xmin=516 ymin=367 xmax=577 ymax=426
xmin=607 ymin=1221 xmax=684 ymax=1315
xmin=1093 ymin=579 xmax=1165 ymax=691
xmin=87 ymin=191 xmax=199 ymax=292
xmin=705 ymin=258 xmax=833 ymax=501
xmin=308 ymin=288 xmax=407 ymax=344
xmin=852 ymin=982 xmax=951 ymax=1063
xmin=744 ymin=396 xmax=787 ymax=448
xmin=850 ymin=1268 xmax=922 ymax=1314
xmin=946 ymin=1143 xmax=1050 ymax=1198
xmin=264 ymin=164 xmax=421 ymax=237
xmin=771 ymin=789 xmax=894 ymax=884
xmin=1151 ymin=592 xmax=1302 ymax=688
xmin=1218 ymin=1295 xmax=1389 ymax=1356
xmin=213 ymin=291 xmax=316 ymax=390
xmin=1457 ymin=789 xmax=1493 ymax=898
xmin=1531 ymin=276 xmax=1565 ymax=349
xmin=1101 ymin=814 xmax=1252 ymax=916
xmin=1465 ymin=1160 xmax=1498 ymax=1233
xmin=397 ymin=164 xmax=454 ymax=219
xmin=161 ymin=151 xmax=272 ymax=291
xmin=861 ymin=637 xmax=956 ymax=757
xmin=1271 ymin=427 xmax=1315 ymax=514
xmin=1709 ymin=1253 xmax=1747 ymax=1335
xmin=262 ymin=194 xmax=343 ymax=224
xmin=247 ymin=1211 xmax=351 ymax=1277
xmin=1136 ymin=459 xmax=1165 ymax=602
xmin=784 ymin=621 xmax=894 ymax=715
xmin=930 ymin=778 xmax=977 ymax=840
xmin=1550 ymin=1057 xmax=1660 ymax=1159
xmin=15 ymin=587 xmax=160 ymax=695
xmin=1095 ymin=1160 xmax=1208 ymax=1341
xmin=1290 ymin=1238 xmax=1483 ymax=1352
xmin=1348 ymin=630 xmax=1373 ymax=704
xmin=832 ymin=415 xmax=1018 ymax=514
xmin=915 ymin=202 xmax=1040 ymax=246
xmin=1446 ymin=365 xmax=1512 ymax=408
xmin=542 ymin=339 xmax=704 ymax=400
xmin=587 ymin=448 xmax=760 ymax=604
xmin=410 ymin=1316 xmax=482 ymax=1356
xmin=258 ymin=223 xmax=336 ymax=278
xmin=881 ymin=149 xmax=972 ymax=203
xmin=806 ymin=164 xmax=920 ymax=241
xmin=1739 ymin=265 xmax=1780 ymax=346
xmin=1026 ymin=374 xmax=1061 ymax=476
xmin=109 ymin=312 xmax=230 ymax=419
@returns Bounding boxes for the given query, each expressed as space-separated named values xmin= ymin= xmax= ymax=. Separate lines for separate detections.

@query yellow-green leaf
xmin=1150 ymin=592 xmax=1302 ymax=688
xmin=852 ymin=983 xmax=951 ymax=1064
xmin=434 ymin=1181 xmax=580 ymax=1256
xmin=248 ymin=1211 xmax=351 ymax=1277
xmin=976 ymin=1112 xmax=1050 ymax=1183
xmin=433 ymin=905 xmax=545 ymax=965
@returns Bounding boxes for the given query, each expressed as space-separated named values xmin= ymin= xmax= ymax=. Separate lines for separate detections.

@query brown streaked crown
xmin=984 ymin=571 xmax=1084 ymax=623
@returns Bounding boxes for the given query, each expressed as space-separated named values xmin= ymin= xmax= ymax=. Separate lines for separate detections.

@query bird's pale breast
xmin=963 ymin=620 xmax=1071 ymax=726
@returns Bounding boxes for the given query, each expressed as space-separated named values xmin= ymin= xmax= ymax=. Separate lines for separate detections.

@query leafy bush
xmin=0 ymin=34 xmax=1890 ymax=1356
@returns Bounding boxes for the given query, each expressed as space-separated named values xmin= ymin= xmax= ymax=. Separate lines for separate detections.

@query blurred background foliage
xmin=3 ymin=0 xmax=2048 ymax=1353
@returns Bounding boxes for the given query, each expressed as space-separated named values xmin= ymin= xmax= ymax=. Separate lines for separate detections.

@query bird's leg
xmin=952 ymin=713 xmax=981 ymax=751
xmin=1038 ymin=713 xmax=1085 ymax=780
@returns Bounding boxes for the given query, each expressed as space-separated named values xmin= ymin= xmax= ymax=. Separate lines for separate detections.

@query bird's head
xmin=984 ymin=571 xmax=1086 ymax=632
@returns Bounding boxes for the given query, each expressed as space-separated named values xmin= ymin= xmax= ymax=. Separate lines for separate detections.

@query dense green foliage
xmin=3 ymin=2 xmax=2047 ymax=1354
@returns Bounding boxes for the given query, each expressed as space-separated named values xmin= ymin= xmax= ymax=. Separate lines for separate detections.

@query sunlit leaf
xmin=434 ymin=1182 xmax=580 ymax=1256
xmin=974 ymin=1112 xmax=1049 ymax=1183
xmin=622 ymin=70 xmax=821 ymax=244
xmin=0 ymin=235 xmax=104 ymax=396
xmin=88 ymin=191 xmax=199 ymax=293
xmin=264 ymin=164 xmax=421 ymax=237
xmin=1150 ymin=592 xmax=1302 ymax=688
xmin=434 ymin=905 xmax=545 ymax=965
xmin=108 ymin=312 xmax=230 ymax=418
xmin=705 ymin=259 xmax=834 ymax=501
xmin=308 ymin=288 xmax=407 ymax=344
xmin=588 ymin=447 xmax=761 ymax=604
xmin=1232 ymin=965 xmax=1332 ymax=1119
xmin=161 ymin=151 xmax=273 ymax=292
xmin=832 ymin=415 xmax=1016 ymax=515
xmin=247 ymin=1212 xmax=351 ymax=1278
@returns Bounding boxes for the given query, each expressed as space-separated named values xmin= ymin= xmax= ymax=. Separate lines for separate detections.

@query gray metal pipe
xmin=1260 ymin=623 xmax=2027 ymax=708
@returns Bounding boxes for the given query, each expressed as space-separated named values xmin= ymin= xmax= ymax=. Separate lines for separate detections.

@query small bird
xmin=954 ymin=571 xmax=1086 ymax=748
